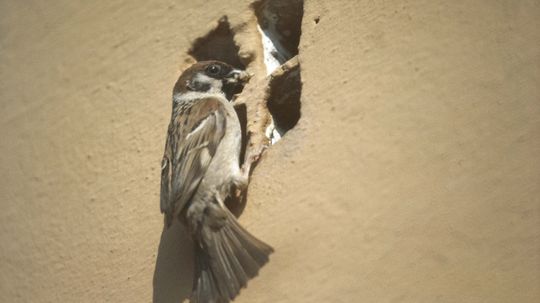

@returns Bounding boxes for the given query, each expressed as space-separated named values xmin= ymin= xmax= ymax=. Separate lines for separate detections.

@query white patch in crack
xmin=265 ymin=120 xmax=282 ymax=145
xmin=257 ymin=24 xmax=290 ymax=144
xmin=258 ymin=24 xmax=282 ymax=76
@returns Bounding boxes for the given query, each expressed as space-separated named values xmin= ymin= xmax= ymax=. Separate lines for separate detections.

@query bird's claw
xmin=245 ymin=144 xmax=268 ymax=168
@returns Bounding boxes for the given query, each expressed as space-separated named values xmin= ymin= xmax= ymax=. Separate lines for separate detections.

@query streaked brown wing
xmin=160 ymin=98 xmax=226 ymax=225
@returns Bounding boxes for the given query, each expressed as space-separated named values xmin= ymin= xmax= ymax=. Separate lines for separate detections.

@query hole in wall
xmin=188 ymin=16 xmax=245 ymax=69
xmin=267 ymin=64 xmax=301 ymax=135
xmin=253 ymin=0 xmax=304 ymax=141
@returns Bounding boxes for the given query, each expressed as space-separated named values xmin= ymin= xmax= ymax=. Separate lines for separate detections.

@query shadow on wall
xmin=153 ymin=222 xmax=193 ymax=303
xmin=189 ymin=16 xmax=245 ymax=69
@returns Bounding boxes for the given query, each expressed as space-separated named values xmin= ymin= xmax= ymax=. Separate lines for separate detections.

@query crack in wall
xmin=254 ymin=0 xmax=303 ymax=143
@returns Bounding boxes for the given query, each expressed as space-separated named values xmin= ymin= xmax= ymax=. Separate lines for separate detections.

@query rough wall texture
xmin=1 ymin=1 xmax=539 ymax=303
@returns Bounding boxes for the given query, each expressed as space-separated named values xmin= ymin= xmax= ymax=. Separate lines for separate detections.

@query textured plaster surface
xmin=1 ymin=1 xmax=539 ymax=303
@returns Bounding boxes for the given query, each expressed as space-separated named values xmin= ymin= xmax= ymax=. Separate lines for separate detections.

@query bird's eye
xmin=206 ymin=64 xmax=222 ymax=76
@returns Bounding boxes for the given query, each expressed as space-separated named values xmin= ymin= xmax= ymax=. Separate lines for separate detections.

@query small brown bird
xmin=160 ymin=61 xmax=273 ymax=303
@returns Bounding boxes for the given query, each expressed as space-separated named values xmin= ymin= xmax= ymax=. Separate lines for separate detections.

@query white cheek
xmin=194 ymin=73 xmax=212 ymax=83
xmin=194 ymin=73 xmax=222 ymax=92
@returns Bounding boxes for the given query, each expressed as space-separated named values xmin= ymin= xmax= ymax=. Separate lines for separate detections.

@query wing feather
xmin=160 ymin=98 xmax=226 ymax=226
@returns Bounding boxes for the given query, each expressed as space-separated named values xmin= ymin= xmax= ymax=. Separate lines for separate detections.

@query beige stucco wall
xmin=1 ymin=1 xmax=539 ymax=302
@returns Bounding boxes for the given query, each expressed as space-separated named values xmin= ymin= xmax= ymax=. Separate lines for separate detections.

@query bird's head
xmin=173 ymin=61 xmax=251 ymax=101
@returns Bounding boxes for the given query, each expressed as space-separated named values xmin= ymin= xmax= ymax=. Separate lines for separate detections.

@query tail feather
xmin=191 ymin=209 xmax=273 ymax=303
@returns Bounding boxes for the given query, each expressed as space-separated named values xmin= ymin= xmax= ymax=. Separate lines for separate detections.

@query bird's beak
xmin=225 ymin=69 xmax=252 ymax=84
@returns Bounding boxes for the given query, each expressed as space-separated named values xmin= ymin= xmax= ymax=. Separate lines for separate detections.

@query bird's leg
xmin=242 ymin=144 xmax=267 ymax=178
xmin=232 ymin=168 xmax=249 ymax=200
xmin=232 ymin=144 xmax=268 ymax=200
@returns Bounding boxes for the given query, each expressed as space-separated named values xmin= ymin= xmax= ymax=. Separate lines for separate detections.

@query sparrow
xmin=160 ymin=61 xmax=273 ymax=303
